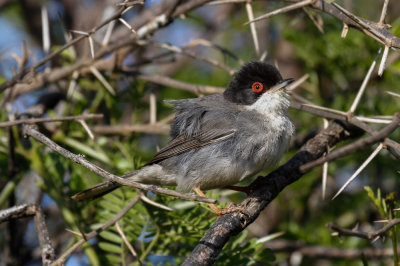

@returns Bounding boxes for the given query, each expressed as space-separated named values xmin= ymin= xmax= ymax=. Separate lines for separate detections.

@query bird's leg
xmin=224 ymin=185 xmax=252 ymax=195
xmin=193 ymin=187 xmax=245 ymax=216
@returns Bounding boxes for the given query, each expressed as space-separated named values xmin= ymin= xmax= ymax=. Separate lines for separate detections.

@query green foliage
xmin=217 ymin=231 xmax=275 ymax=265
xmin=1 ymin=1 xmax=400 ymax=265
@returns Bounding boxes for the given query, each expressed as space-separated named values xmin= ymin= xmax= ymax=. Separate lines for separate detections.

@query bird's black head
xmin=224 ymin=61 xmax=290 ymax=105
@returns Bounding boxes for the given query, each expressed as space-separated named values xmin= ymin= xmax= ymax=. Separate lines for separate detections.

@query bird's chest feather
xmin=236 ymin=112 xmax=294 ymax=180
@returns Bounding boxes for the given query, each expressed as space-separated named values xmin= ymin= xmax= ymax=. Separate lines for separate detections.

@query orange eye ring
xmin=251 ymin=82 xmax=263 ymax=93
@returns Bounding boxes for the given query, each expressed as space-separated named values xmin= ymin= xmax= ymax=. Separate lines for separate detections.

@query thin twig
xmin=136 ymin=40 xmax=236 ymax=75
xmin=22 ymin=125 xmax=215 ymax=204
xmin=51 ymin=196 xmax=141 ymax=266
xmin=136 ymin=74 xmax=225 ymax=95
xmin=300 ymin=115 xmax=400 ymax=173
xmin=0 ymin=114 xmax=103 ymax=128
xmin=92 ymin=123 xmax=170 ymax=135
xmin=328 ymin=218 xmax=400 ymax=240
xmin=245 ymin=0 xmax=312 ymax=24
xmin=115 ymin=222 xmax=142 ymax=265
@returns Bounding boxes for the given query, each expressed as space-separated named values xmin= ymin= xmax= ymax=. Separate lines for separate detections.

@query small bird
xmin=72 ymin=61 xmax=295 ymax=214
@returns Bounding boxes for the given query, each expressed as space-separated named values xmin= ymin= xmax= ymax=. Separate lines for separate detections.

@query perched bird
xmin=72 ymin=61 xmax=295 ymax=214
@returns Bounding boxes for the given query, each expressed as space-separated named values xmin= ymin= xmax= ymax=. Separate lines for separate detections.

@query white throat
xmin=246 ymin=89 xmax=290 ymax=117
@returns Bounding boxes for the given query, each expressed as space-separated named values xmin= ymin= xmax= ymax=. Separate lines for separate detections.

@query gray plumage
xmin=72 ymin=61 xmax=295 ymax=201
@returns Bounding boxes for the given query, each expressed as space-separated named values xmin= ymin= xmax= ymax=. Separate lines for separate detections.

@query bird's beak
xmin=270 ymin=78 xmax=295 ymax=93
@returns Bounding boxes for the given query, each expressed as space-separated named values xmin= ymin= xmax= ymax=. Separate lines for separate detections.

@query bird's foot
xmin=193 ymin=187 xmax=247 ymax=216
xmin=209 ymin=202 xmax=247 ymax=216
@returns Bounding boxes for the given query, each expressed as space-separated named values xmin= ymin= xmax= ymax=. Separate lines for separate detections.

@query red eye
xmin=251 ymin=82 xmax=263 ymax=93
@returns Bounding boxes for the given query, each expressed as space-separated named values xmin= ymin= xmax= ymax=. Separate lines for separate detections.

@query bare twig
xmin=136 ymin=40 xmax=236 ymax=75
xmin=328 ymin=218 xmax=400 ymax=240
xmin=116 ymin=1 xmax=145 ymax=7
xmin=92 ymin=123 xmax=170 ymax=135
xmin=115 ymin=222 xmax=142 ymax=265
xmin=300 ymin=115 xmax=400 ymax=173
xmin=245 ymin=0 xmax=312 ymax=24
xmin=0 ymin=204 xmax=55 ymax=266
xmin=51 ymin=196 xmax=141 ymax=266
xmin=0 ymin=114 xmax=103 ymax=128
xmin=136 ymin=74 xmax=225 ymax=95
xmin=266 ymin=239 xmax=398 ymax=259
xmin=22 ymin=125 xmax=215 ymax=204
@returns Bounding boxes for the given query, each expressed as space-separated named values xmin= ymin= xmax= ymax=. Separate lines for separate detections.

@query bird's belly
xmin=171 ymin=117 xmax=293 ymax=192
xmin=176 ymin=158 xmax=243 ymax=191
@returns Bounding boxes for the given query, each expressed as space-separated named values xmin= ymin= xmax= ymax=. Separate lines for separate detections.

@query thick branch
xmin=300 ymin=114 xmax=400 ymax=172
xmin=184 ymin=121 xmax=351 ymax=265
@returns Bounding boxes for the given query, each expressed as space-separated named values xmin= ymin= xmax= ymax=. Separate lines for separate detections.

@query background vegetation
xmin=0 ymin=0 xmax=399 ymax=265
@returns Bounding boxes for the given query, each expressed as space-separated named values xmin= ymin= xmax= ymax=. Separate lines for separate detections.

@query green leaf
xmin=254 ymin=248 xmax=275 ymax=263
xmin=63 ymin=137 xmax=111 ymax=164
xmin=98 ymin=242 xmax=122 ymax=254
xmin=100 ymin=230 xmax=123 ymax=244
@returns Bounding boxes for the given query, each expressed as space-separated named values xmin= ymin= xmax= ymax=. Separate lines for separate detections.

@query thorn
xmin=374 ymin=219 xmax=389 ymax=223
xmin=372 ymin=235 xmax=380 ymax=243
xmin=245 ymin=2 xmax=260 ymax=56
xmin=349 ymin=48 xmax=381 ymax=114
xmin=341 ymin=23 xmax=348 ymax=38
xmin=140 ymin=194 xmax=173 ymax=211
xmin=244 ymin=0 xmax=313 ymax=25
xmin=119 ymin=18 xmax=137 ymax=35
xmin=322 ymin=118 xmax=329 ymax=200
xmin=378 ymin=45 xmax=389 ymax=76
xmin=332 ymin=143 xmax=383 ymax=200
xmin=387 ymin=91 xmax=400 ymax=98
xmin=90 ymin=66 xmax=116 ymax=95
xmin=88 ymin=36 xmax=95 ymax=59
xmin=78 ymin=119 xmax=94 ymax=139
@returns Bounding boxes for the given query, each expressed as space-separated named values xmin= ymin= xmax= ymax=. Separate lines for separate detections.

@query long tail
xmin=72 ymin=181 xmax=121 ymax=201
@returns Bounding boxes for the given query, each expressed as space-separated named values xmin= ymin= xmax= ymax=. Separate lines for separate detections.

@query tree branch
xmin=184 ymin=121 xmax=352 ymax=264
xmin=21 ymin=124 xmax=215 ymax=204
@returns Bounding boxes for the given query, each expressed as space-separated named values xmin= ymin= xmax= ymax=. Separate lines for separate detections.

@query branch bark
xmin=184 ymin=121 xmax=352 ymax=265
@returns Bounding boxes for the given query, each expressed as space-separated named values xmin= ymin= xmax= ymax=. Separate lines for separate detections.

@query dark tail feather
xmin=72 ymin=181 xmax=121 ymax=201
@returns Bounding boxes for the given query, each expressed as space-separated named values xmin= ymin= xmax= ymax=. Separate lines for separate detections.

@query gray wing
xmin=146 ymin=129 xmax=236 ymax=165
xmin=146 ymin=94 xmax=239 ymax=165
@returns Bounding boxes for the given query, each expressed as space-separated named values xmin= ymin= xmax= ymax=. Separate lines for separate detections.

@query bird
xmin=72 ymin=61 xmax=295 ymax=215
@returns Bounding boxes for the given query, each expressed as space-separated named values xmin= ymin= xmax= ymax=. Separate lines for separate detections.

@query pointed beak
xmin=270 ymin=78 xmax=295 ymax=93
